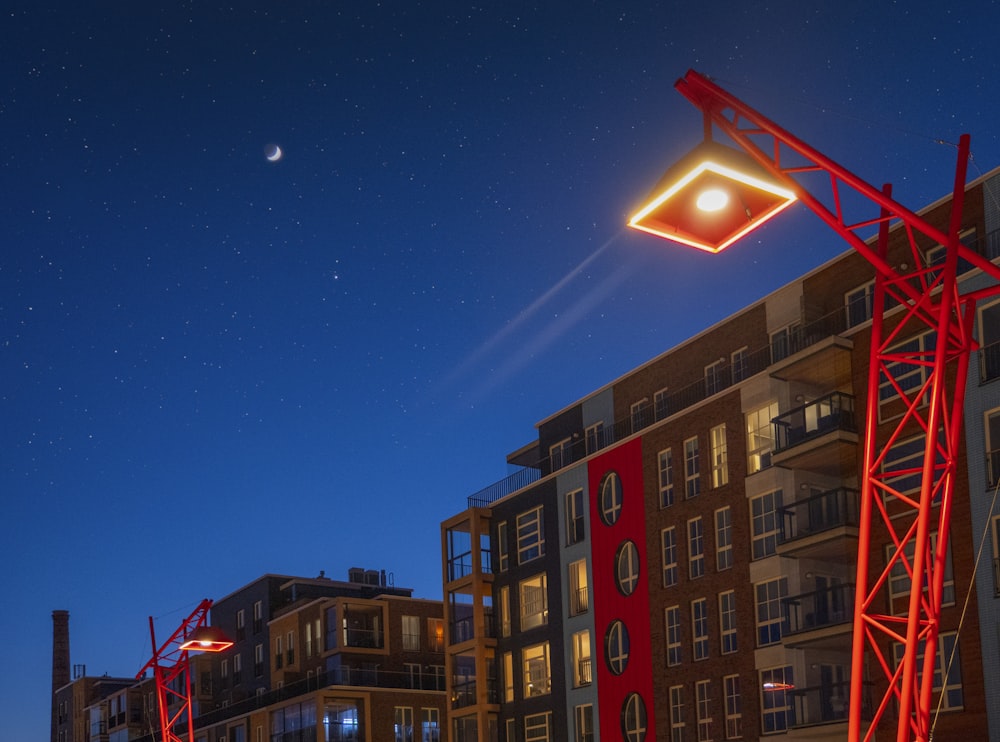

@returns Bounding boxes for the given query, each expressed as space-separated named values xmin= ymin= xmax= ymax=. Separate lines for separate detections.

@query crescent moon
xmin=266 ymin=145 xmax=283 ymax=162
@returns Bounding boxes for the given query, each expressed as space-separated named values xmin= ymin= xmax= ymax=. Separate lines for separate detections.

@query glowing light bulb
xmin=696 ymin=188 xmax=729 ymax=212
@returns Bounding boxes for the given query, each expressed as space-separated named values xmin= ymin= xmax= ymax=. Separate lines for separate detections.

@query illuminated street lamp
xmin=138 ymin=599 xmax=232 ymax=742
xmin=627 ymin=70 xmax=1000 ymax=742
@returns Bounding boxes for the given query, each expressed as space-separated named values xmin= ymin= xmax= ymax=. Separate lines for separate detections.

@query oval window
xmin=599 ymin=471 xmax=623 ymax=526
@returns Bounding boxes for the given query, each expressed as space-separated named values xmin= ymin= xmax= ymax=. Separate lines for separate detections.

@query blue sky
xmin=3 ymin=2 xmax=1000 ymax=739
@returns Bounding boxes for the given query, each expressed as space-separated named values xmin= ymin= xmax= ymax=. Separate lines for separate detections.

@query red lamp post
xmin=137 ymin=599 xmax=233 ymax=742
xmin=628 ymin=70 xmax=1000 ymax=742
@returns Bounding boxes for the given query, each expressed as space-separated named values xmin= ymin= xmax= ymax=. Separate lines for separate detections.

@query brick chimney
xmin=51 ymin=610 xmax=70 ymax=742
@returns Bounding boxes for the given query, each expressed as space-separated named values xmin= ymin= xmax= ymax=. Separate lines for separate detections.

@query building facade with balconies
xmin=440 ymin=166 xmax=1000 ymax=741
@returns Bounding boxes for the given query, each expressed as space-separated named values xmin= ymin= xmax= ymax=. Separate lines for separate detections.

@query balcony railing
xmin=452 ymin=679 xmax=476 ymax=709
xmin=773 ymin=392 xmax=857 ymax=453
xmin=782 ymin=584 xmax=855 ymax=635
xmin=780 ymin=487 xmax=860 ymax=543
xmin=570 ymin=586 xmax=590 ymax=615
xmin=576 ymin=657 xmax=593 ymax=686
xmin=789 ymin=680 xmax=872 ymax=729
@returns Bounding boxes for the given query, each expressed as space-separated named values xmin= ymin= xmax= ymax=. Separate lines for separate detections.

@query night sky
xmin=4 ymin=2 xmax=1000 ymax=738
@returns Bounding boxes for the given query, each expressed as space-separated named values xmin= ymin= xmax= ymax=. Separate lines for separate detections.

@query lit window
xmin=688 ymin=517 xmax=705 ymax=579
xmin=685 ymin=437 xmax=701 ymax=498
xmin=599 ymin=471 xmax=623 ymax=525
xmin=719 ymin=590 xmax=737 ymax=654
xmin=393 ymin=706 xmax=414 ymax=742
xmin=496 ymin=521 xmax=509 ymax=572
xmin=723 ymin=674 xmax=742 ymax=739
xmin=568 ymin=559 xmax=589 ymax=615
xmin=523 ymin=643 xmax=551 ymax=697
xmin=658 ymin=448 xmax=675 ymax=508
xmin=661 ymin=526 xmax=678 ymax=587
xmin=503 ymin=652 xmax=513 ymax=702
xmin=746 ymin=402 xmax=778 ymax=473
xmin=760 ymin=666 xmax=794 ymax=733
xmin=691 ymin=598 xmax=709 ymax=661
xmin=715 ymin=507 xmax=733 ymax=571
xmin=519 ymin=574 xmax=548 ymax=630
xmin=751 ymin=490 xmax=783 ymax=560
xmin=710 ymin=423 xmax=728 ymax=488
xmin=421 ymin=708 xmax=440 ymax=742
xmin=516 ymin=508 xmax=544 ymax=564
xmin=574 ymin=705 xmax=595 ymax=742
xmin=572 ymin=630 xmax=592 ymax=687
xmin=755 ymin=578 xmax=788 ymax=646
xmin=665 ymin=605 xmax=681 ymax=667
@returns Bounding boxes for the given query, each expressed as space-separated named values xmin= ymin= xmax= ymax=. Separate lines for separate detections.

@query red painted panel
xmin=588 ymin=437 xmax=655 ymax=740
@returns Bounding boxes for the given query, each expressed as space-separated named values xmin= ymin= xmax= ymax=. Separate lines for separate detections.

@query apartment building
xmin=441 ymin=167 xmax=1000 ymax=741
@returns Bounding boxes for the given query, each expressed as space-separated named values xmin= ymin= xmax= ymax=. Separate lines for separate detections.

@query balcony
xmin=770 ymin=334 xmax=854 ymax=390
xmin=570 ymin=586 xmax=590 ymax=616
xmin=772 ymin=392 xmax=858 ymax=477
xmin=782 ymin=584 xmax=854 ymax=649
xmin=778 ymin=488 xmax=859 ymax=560
xmin=788 ymin=680 xmax=871 ymax=732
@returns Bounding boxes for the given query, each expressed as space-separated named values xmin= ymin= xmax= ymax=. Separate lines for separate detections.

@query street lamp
xmin=627 ymin=70 xmax=1000 ymax=742
xmin=138 ymin=599 xmax=233 ymax=742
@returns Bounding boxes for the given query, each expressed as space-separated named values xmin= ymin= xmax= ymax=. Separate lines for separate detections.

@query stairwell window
xmin=746 ymin=402 xmax=778 ymax=474
xmin=710 ymin=423 xmax=728 ymax=488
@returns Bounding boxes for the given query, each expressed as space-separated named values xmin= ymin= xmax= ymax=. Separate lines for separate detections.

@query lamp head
xmin=179 ymin=625 xmax=234 ymax=653
xmin=627 ymin=140 xmax=797 ymax=253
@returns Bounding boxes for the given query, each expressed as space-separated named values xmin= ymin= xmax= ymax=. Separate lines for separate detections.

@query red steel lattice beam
xmin=672 ymin=70 xmax=1000 ymax=742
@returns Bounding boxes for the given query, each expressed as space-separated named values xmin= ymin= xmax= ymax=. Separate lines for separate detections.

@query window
xmin=751 ymin=490 xmax=783 ymax=559
xmin=715 ymin=507 xmax=733 ymax=571
xmin=882 ymin=434 xmax=943 ymax=504
xmin=845 ymin=280 xmax=875 ymax=328
xmin=987 ymin=408 xmax=1000 ymax=486
xmin=685 ymin=437 xmax=701 ymax=498
xmin=253 ymin=600 xmax=263 ymax=634
xmin=891 ymin=631 xmax=963 ymax=711
xmin=886 ymin=531 xmax=954 ymax=609
xmin=254 ymin=643 xmax=264 ymax=677
xmin=566 ymin=488 xmax=585 ymax=545
xmin=498 ymin=586 xmax=511 ymax=637
xmin=522 ymin=643 xmax=551 ymax=697
xmin=524 ymin=712 xmax=552 ymax=742
xmin=705 ymin=359 xmax=725 ymax=396
xmin=710 ymin=423 xmax=728 ymax=487
xmin=428 ymin=618 xmax=444 ymax=652
xmin=616 ymin=540 xmax=640 ymax=596
xmin=605 ymin=620 xmax=630 ymax=675
xmin=771 ymin=322 xmax=801 ymax=363
xmin=519 ymin=574 xmax=548 ymax=630
xmin=572 ymin=630 xmax=592 ymax=687
xmin=517 ymin=508 xmax=544 ymax=564
xmin=393 ymin=707 xmax=414 ymax=742
xmin=236 ymin=609 xmax=246 ymax=640
xmin=658 ymin=448 xmax=675 ymax=508
xmin=422 ymin=708 xmax=440 ymax=742
xmin=723 ymin=674 xmax=742 ymax=739
xmin=691 ymin=598 xmax=709 ymax=661
xmin=631 ymin=398 xmax=650 ymax=433
xmin=622 ymin=693 xmax=648 ymax=742
xmin=688 ymin=517 xmax=705 ymax=579
xmin=979 ymin=299 xmax=1000 ymax=382
xmin=286 ymin=631 xmax=294 ymax=664
xmin=315 ymin=618 xmax=322 ymax=654
xmin=402 ymin=616 xmax=420 ymax=651
xmin=575 ymin=705 xmax=595 ymax=742
xmin=655 ymin=387 xmax=670 ymax=420
xmin=760 ymin=666 xmax=794 ymax=733
xmin=550 ymin=437 xmax=572 ymax=471
xmin=505 ymin=718 xmax=516 ymax=742
xmin=670 ymin=685 xmax=686 ymax=742
xmin=696 ymin=680 xmax=713 ymax=742
xmin=232 ymin=652 xmax=242 ymax=683
xmin=746 ymin=402 xmax=778 ymax=473
xmin=404 ymin=663 xmax=421 ymax=689
xmin=569 ymin=559 xmax=589 ymax=615
xmin=731 ymin=347 xmax=748 ymax=382
xmin=305 ymin=619 xmax=313 ymax=658
xmin=274 ymin=636 xmax=282 ymax=669
xmin=879 ymin=332 xmax=934 ymax=411
xmin=497 ymin=521 xmax=509 ymax=572
xmin=665 ymin=605 xmax=682 ymax=666
xmin=599 ymin=471 xmax=623 ymax=525
xmin=719 ymin=590 xmax=737 ymax=654
xmin=661 ymin=526 xmax=678 ymax=587
xmin=585 ymin=421 xmax=605 ymax=454
xmin=755 ymin=578 xmax=788 ymax=646
xmin=503 ymin=651 xmax=514 ymax=702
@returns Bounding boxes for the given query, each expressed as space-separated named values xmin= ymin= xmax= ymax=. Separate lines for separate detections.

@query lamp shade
xmin=179 ymin=625 xmax=234 ymax=653
xmin=628 ymin=140 xmax=797 ymax=253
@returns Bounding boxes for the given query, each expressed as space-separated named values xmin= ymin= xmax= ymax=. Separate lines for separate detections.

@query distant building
xmin=441 ymin=167 xmax=1000 ymax=741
